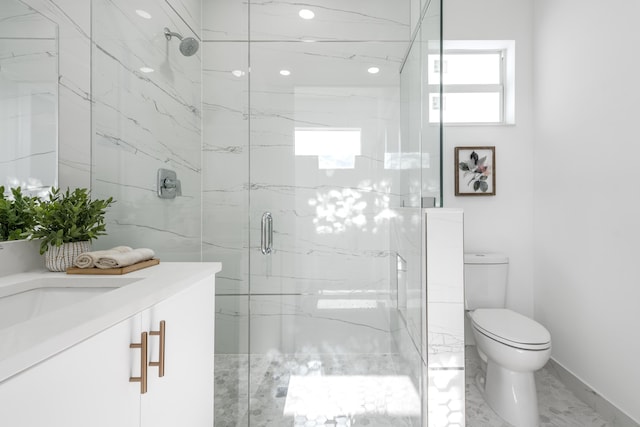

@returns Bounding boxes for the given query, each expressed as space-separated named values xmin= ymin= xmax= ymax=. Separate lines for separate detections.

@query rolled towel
xmin=95 ymin=248 xmax=155 ymax=269
xmin=74 ymin=246 xmax=133 ymax=269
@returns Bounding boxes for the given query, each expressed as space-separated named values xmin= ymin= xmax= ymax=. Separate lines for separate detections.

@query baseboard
xmin=547 ymin=358 xmax=640 ymax=427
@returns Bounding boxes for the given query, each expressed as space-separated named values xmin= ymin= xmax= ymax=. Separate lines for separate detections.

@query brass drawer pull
xmin=149 ymin=320 xmax=166 ymax=377
xmin=129 ymin=332 xmax=148 ymax=394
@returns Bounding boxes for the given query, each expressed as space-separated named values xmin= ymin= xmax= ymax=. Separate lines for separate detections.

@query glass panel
xmin=248 ymin=40 xmax=420 ymax=426
xmin=0 ymin=0 xmax=57 ymax=197
xmin=201 ymin=40 xmax=250 ymax=427
xmin=421 ymin=0 xmax=443 ymax=207
xmin=429 ymin=92 xmax=501 ymax=123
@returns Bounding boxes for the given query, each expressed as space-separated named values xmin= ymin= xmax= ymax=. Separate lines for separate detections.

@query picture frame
xmin=455 ymin=146 xmax=496 ymax=196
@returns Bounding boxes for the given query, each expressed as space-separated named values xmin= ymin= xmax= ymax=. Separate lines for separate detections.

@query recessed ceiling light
xmin=299 ymin=9 xmax=315 ymax=20
xmin=135 ymin=9 xmax=152 ymax=19
xmin=280 ymin=69 xmax=291 ymax=76
xmin=368 ymin=67 xmax=380 ymax=74
xmin=140 ymin=66 xmax=154 ymax=73
xmin=231 ymin=70 xmax=246 ymax=77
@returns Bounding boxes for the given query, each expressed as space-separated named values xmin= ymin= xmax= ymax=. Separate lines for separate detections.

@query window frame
xmin=428 ymin=48 xmax=509 ymax=125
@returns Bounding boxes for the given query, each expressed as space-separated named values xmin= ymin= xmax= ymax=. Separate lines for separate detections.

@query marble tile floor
xmin=465 ymin=345 xmax=611 ymax=427
xmin=216 ymin=347 xmax=611 ymax=427
xmin=214 ymin=353 xmax=420 ymax=427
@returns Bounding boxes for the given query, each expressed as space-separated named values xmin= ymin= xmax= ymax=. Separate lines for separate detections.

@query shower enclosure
xmin=91 ymin=0 xmax=449 ymax=425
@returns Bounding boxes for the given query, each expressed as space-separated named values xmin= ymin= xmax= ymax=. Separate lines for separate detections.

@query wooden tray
xmin=66 ymin=258 xmax=160 ymax=275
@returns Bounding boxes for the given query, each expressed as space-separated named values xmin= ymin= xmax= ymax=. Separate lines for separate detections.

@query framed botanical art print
xmin=455 ymin=146 xmax=496 ymax=196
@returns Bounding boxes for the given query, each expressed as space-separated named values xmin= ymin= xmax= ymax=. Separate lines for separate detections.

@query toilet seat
xmin=471 ymin=308 xmax=551 ymax=351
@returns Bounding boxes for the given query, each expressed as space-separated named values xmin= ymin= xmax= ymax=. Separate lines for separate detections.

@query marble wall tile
xmin=203 ymin=0 xmax=411 ymax=42
xmin=216 ymin=295 xmax=249 ymax=354
xmin=165 ymin=0 xmax=201 ymax=38
xmin=202 ymin=0 xmax=248 ymax=41
xmin=425 ymin=209 xmax=465 ymax=370
xmin=250 ymin=0 xmax=411 ymax=42
xmin=390 ymin=207 xmax=424 ymax=356
xmin=246 ymin=41 xmax=404 ymax=299
xmin=91 ymin=0 xmax=202 ymax=259
xmin=202 ymin=41 xmax=249 ymax=293
xmin=410 ymin=0 xmax=422 ymax=37
xmin=249 ymin=294 xmax=395 ymax=355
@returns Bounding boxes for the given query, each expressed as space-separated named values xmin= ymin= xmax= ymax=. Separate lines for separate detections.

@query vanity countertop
xmin=0 ymin=262 xmax=221 ymax=384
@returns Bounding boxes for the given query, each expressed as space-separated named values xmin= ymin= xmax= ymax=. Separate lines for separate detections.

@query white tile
xmin=202 ymin=0 xmax=248 ymax=41
xmin=165 ymin=0 xmax=202 ymax=38
xmin=91 ymin=0 xmax=202 ymax=259
xmin=250 ymin=1 xmax=411 ymax=42
xmin=249 ymin=294 xmax=395 ymax=355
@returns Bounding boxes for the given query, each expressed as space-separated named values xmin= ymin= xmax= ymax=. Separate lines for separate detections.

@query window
xmin=295 ymin=128 xmax=361 ymax=169
xmin=428 ymin=41 xmax=515 ymax=125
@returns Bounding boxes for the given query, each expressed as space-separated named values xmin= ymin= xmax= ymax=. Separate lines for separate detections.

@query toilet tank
xmin=464 ymin=253 xmax=509 ymax=310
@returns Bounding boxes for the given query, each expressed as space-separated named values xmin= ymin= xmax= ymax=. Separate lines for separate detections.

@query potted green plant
xmin=0 ymin=186 xmax=39 ymax=241
xmin=31 ymin=187 xmax=114 ymax=271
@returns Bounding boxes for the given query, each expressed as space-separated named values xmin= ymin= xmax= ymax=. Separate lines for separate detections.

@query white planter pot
xmin=44 ymin=241 xmax=91 ymax=272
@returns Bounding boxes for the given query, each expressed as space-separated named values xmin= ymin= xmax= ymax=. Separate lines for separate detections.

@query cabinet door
xmin=141 ymin=276 xmax=215 ymax=427
xmin=0 ymin=315 xmax=141 ymax=427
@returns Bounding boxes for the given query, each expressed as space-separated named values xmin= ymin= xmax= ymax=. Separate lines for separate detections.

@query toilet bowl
xmin=469 ymin=308 xmax=551 ymax=427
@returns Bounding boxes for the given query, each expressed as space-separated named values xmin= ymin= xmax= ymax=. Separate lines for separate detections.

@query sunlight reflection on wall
xmin=308 ymin=180 xmax=396 ymax=235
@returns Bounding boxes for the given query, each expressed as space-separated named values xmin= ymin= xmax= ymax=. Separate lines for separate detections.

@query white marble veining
xmin=166 ymin=0 xmax=201 ymax=39
xmin=215 ymin=352 xmax=420 ymax=427
xmin=425 ymin=209 xmax=465 ymax=369
xmin=203 ymin=40 xmax=407 ymax=355
xmin=91 ymin=0 xmax=202 ymax=260
xmin=203 ymin=0 xmax=411 ymax=42
xmin=202 ymin=41 xmax=249 ymax=294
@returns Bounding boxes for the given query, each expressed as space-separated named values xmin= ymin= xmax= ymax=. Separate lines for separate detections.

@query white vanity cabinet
xmin=0 ymin=315 xmax=141 ymax=426
xmin=0 ymin=274 xmax=215 ymax=427
xmin=140 ymin=276 xmax=215 ymax=426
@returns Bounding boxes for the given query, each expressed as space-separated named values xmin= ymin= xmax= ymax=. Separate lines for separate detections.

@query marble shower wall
xmin=91 ymin=0 xmax=202 ymax=260
xmin=202 ymin=1 xmax=412 ymax=355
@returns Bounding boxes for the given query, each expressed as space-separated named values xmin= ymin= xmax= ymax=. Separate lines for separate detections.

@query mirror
xmin=0 ymin=0 xmax=58 ymax=197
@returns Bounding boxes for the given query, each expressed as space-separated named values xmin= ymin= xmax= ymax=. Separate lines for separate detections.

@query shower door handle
xmin=261 ymin=212 xmax=273 ymax=255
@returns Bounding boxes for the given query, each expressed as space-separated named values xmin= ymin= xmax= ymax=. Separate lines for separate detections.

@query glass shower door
xmin=246 ymin=39 xmax=422 ymax=426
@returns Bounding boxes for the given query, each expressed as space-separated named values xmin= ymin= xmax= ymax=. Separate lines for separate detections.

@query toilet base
xmin=480 ymin=360 xmax=540 ymax=427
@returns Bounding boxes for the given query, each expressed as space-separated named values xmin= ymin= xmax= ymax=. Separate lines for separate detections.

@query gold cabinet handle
xmin=129 ymin=332 xmax=148 ymax=394
xmin=149 ymin=320 xmax=166 ymax=377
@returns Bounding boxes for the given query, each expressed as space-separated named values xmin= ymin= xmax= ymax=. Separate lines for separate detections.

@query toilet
xmin=465 ymin=253 xmax=551 ymax=427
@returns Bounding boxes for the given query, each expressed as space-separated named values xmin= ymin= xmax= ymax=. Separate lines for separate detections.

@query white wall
xmin=443 ymin=0 xmax=535 ymax=317
xmin=533 ymin=1 xmax=640 ymax=422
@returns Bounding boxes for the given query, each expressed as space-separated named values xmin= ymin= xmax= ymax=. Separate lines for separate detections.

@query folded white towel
xmin=74 ymin=246 xmax=133 ymax=269
xmin=95 ymin=248 xmax=155 ymax=269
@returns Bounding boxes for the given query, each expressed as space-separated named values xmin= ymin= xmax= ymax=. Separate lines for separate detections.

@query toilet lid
xmin=471 ymin=309 xmax=551 ymax=350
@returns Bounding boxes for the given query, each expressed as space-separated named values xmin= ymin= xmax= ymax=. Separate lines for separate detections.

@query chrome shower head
xmin=164 ymin=27 xmax=199 ymax=57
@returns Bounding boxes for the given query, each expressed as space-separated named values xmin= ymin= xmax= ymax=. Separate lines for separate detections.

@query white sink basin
xmin=0 ymin=277 xmax=142 ymax=331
